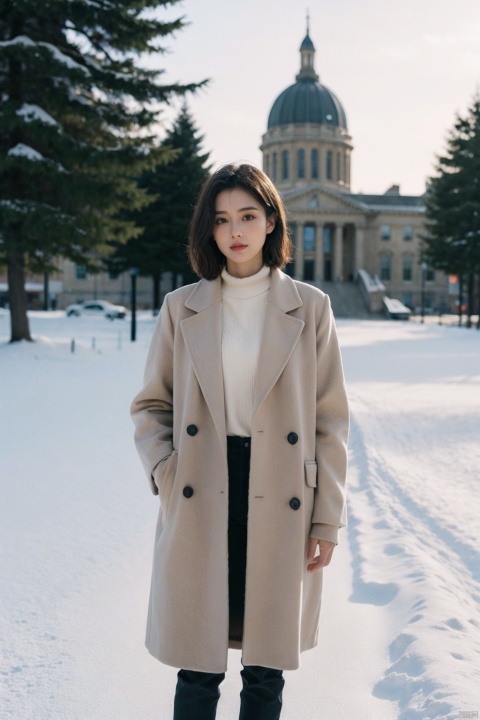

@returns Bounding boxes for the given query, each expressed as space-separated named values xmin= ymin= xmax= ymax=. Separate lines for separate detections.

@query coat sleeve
xmin=311 ymin=294 xmax=349 ymax=535
xmin=130 ymin=293 xmax=175 ymax=494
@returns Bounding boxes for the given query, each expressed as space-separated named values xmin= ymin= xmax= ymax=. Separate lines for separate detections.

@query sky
xmin=149 ymin=0 xmax=480 ymax=196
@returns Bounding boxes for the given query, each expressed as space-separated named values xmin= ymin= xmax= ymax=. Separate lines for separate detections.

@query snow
xmin=0 ymin=35 xmax=89 ymax=76
xmin=0 ymin=313 xmax=479 ymax=720
xmin=17 ymin=104 xmax=59 ymax=128
xmin=7 ymin=143 xmax=45 ymax=162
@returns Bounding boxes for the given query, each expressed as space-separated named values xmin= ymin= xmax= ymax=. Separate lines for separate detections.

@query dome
xmin=268 ymin=81 xmax=347 ymax=130
xmin=267 ymin=30 xmax=348 ymax=130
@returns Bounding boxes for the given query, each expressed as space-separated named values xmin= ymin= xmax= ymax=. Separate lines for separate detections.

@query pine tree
xmin=423 ymin=95 xmax=480 ymax=327
xmin=0 ymin=0 xmax=205 ymax=341
xmin=108 ymin=104 xmax=211 ymax=310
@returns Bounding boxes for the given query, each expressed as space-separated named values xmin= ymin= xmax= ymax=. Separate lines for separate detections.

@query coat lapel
xmin=181 ymin=278 xmax=227 ymax=446
xmin=253 ymin=269 xmax=304 ymax=418
xmin=180 ymin=269 xmax=304 ymax=438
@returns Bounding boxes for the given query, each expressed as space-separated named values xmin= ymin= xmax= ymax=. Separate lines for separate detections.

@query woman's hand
xmin=307 ymin=538 xmax=335 ymax=573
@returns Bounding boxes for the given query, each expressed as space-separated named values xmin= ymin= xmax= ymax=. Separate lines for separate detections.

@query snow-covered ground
xmin=1 ymin=311 xmax=479 ymax=720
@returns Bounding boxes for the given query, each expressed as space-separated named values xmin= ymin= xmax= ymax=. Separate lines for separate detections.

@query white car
xmin=66 ymin=300 xmax=127 ymax=320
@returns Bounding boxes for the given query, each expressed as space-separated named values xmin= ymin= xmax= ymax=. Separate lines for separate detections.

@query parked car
xmin=66 ymin=300 xmax=127 ymax=320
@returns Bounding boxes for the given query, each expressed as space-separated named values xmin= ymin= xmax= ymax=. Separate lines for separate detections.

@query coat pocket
xmin=153 ymin=451 xmax=179 ymax=510
xmin=304 ymin=460 xmax=318 ymax=488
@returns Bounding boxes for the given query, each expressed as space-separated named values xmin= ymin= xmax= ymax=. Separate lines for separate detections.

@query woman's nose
xmin=232 ymin=225 xmax=243 ymax=238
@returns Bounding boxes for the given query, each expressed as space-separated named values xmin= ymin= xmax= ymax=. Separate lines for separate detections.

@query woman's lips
xmin=230 ymin=243 xmax=248 ymax=251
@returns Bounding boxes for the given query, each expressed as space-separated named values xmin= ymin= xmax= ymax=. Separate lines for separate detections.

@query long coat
xmin=131 ymin=268 xmax=349 ymax=672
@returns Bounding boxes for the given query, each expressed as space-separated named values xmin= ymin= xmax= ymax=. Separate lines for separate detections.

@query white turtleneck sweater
xmin=221 ymin=264 xmax=271 ymax=437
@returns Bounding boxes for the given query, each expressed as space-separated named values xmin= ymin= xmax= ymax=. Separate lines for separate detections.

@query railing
xmin=357 ymin=269 xmax=385 ymax=313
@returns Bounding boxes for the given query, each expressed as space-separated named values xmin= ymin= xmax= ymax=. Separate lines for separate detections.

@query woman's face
xmin=213 ymin=187 xmax=276 ymax=278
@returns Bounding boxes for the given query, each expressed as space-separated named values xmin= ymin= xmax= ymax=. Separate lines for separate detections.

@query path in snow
xmin=1 ymin=313 xmax=479 ymax=719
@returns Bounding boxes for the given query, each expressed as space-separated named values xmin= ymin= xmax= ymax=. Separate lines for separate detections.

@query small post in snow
xmin=71 ymin=338 xmax=75 ymax=353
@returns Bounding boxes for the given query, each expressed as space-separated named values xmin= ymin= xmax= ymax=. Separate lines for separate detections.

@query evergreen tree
xmin=108 ymin=104 xmax=211 ymax=310
xmin=423 ymin=95 xmax=480 ymax=327
xmin=0 ymin=0 xmax=205 ymax=341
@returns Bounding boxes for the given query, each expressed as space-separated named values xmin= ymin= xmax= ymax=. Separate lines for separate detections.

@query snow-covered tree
xmin=107 ymin=104 xmax=211 ymax=310
xmin=423 ymin=95 xmax=480 ymax=327
xmin=0 ymin=0 xmax=204 ymax=341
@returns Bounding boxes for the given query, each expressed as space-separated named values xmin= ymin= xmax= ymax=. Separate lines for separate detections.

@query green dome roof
xmin=267 ymin=29 xmax=348 ymax=130
xmin=267 ymin=80 xmax=347 ymax=130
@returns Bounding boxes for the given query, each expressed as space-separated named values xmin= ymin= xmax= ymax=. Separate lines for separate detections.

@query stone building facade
xmin=260 ymin=28 xmax=449 ymax=311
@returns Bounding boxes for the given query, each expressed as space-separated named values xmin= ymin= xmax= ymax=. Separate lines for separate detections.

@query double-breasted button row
xmin=289 ymin=497 xmax=301 ymax=510
xmin=287 ymin=432 xmax=298 ymax=445
xmin=183 ymin=486 xmax=194 ymax=498
xmin=186 ymin=424 xmax=198 ymax=436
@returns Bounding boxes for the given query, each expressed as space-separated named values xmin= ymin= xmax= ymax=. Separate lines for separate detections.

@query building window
xmin=272 ymin=152 xmax=278 ymax=181
xmin=337 ymin=152 xmax=342 ymax=181
xmin=297 ymin=149 xmax=305 ymax=179
xmin=380 ymin=224 xmax=391 ymax=241
xmin=403 ymin=225 xmax=414 ymax=241
xmin=323 ymin=226 xmax=332 ymax=254
xmin=311 ymin=149 xmax=318 ymax=179
xmin=303 ymin=259 xmax=315 ymax=281
xmin=426 ymin=266 xmax=435 ymax=282
xmin=326 ymin=150 xmax=333 ymax=180
xmin=402 ymin=293 xmax=413 ymax=308
xmin=265 ymin=154 xmax=270 ymax=177
xmin=379 ymin=255 xmax=391 ymax=281
xmin=303 ymin=225 xmax=316 ymax=251
xmin=75 ymin=264 xmax=87 ymax=279
xmin=402 ymin=255 xmax=414 ymax=282
xmin=282 ymin=150 xmax=289 ymax=180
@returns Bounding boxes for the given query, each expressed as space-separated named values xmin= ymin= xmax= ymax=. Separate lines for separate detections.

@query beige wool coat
xmin=131 ymin=268 xmax=349 ymax=673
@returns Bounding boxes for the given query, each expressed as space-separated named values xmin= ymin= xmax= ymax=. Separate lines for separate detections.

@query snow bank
xmin=0 ymin=314 xmax=478 ymax=719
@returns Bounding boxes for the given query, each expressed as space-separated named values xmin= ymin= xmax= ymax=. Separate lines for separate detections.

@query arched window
xmin=272 ymin=152 xmax=278 ymax=181
xmin=380 ymin=255 xmax=391 ymax=282
xmin=282 ymin=150 xmax=289 ymax=180
xmin=326 ymin=150 xmax=333 ymax=180
xmin=297 ymin=149 xmax=305 ymax=179
xmin=402 ymin=255 xmax=414 ymax=282
xmin=311 ymin=149 xmax=318 ymax=179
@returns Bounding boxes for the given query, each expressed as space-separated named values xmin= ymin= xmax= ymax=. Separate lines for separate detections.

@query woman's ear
xmin=266 ymin=212 xmax=277 ymax=234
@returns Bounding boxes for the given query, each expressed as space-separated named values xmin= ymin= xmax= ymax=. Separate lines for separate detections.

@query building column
xmin=354 ymin=225 xmax=365 ymax=274
xmin=294 ymin=223 xmax=304 ymax=280
xmin=333 ymin=224 xmax=343 ymax=281
xmin=314 ymin=223 xmax=324 ymax=282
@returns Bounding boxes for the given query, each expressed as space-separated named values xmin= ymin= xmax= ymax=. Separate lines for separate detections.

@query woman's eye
xmin=243 ymin=214 xmax=255 ymax=221
xmin=215 ymin=217 xmax=227 ymax=225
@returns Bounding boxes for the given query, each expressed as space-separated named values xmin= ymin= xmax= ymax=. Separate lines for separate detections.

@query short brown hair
xmin=188 ymin=163 xmax=292 ymax=279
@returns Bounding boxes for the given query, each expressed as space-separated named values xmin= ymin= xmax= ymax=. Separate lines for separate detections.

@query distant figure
xmin=131 ymin=163 xmax=349 ymax=720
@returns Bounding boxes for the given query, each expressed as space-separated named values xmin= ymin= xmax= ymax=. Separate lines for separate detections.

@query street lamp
xmin=420 ymin=262 xmax=427 ymax=324
xmin=130 ymin=267 xmax=139 ymax=342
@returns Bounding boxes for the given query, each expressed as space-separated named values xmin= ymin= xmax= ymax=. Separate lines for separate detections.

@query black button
xmin=186 ymin=424 xmax=198 ymax=436
xmin=244 ymin=441 xmax=250 ymax=448
xmin=289 ymin=497 xmax=301 ymax=510
xmin=183 ymin=486 xmax=194 ymax=498
xmin=287 ymin=432 xmax=298 ymax=445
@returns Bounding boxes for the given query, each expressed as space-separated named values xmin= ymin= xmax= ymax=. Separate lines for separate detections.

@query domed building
xmin=260 ymin=26 xmax=448 ymax=313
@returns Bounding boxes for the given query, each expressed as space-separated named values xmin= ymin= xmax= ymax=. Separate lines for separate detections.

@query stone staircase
xmin=313 ymin=281 xmax=376 ymax=319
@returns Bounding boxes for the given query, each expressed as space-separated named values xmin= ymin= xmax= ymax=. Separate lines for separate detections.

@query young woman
xmin=131 ymin=163 xmax=349 ymax=720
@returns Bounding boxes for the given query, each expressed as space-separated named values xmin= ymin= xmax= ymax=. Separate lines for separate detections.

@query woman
xmin=131 ymin=163 xmax=349 ymax=720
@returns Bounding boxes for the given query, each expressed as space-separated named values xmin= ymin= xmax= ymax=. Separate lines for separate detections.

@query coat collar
xmin=184 ymin=267 xmax=304 ymax=314
xmin=181 ymin=268 xmax=305 ymax=446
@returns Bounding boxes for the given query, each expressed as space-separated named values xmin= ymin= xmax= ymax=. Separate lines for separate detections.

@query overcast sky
xmin=151 ymin=0 xmax=480 ymax=196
